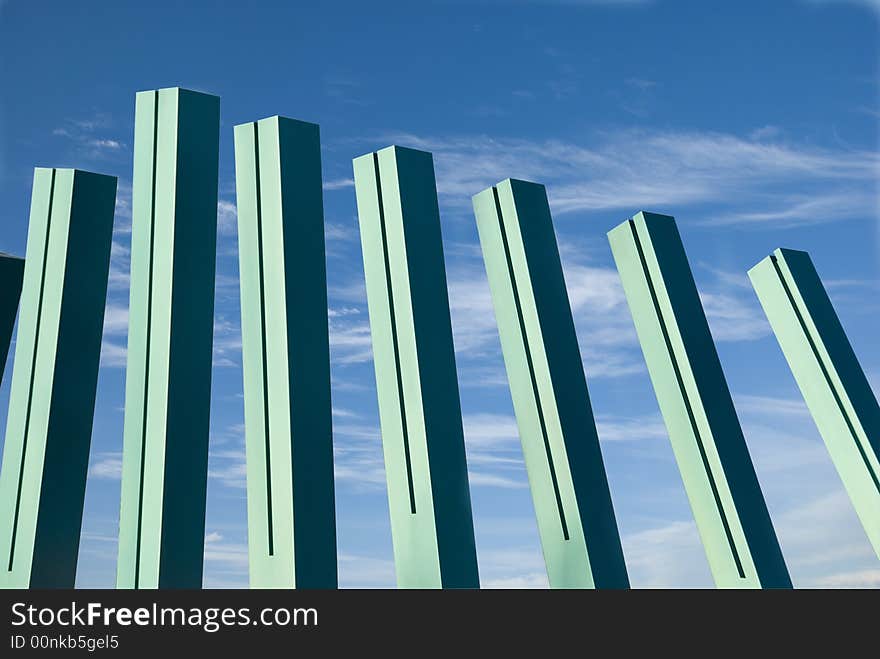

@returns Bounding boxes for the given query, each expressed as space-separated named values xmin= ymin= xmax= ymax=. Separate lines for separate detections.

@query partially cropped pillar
xmin=472 ymin=179 xmax=628 ymax=588
xmin=234 ymin=116 xmax=337 ymax=588
xmin=750 ymin=248 xmax=880 ymax=557
xmin=0 ymin=253 xmax=25 ymax=380
xmin=117 ymin=88 xmax=219 ymax=589
xmin=353 ymin=146 xmax=479 ymax=588
xmin=608 ymin=211 xmax=791 ymax=588
xmin=0 ymin=168 xmax=116 ymax=588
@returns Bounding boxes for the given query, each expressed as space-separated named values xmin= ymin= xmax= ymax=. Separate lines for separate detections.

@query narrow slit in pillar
xmin=7 ymin=168 xmax=57 ymax=572
xmin=493 ymin=186 xmax=569 ymax=541
xmin=373 ymin=152 xmax=417 ymax=515
xmin=253 ymin=121 xmax=275 ymax=556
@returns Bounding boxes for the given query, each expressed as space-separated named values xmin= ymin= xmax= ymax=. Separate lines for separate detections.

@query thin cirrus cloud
xmin=52 ymin=117 xmax=126 ymax=158
xmin=382 ymin=129 xmax=878 ymax=228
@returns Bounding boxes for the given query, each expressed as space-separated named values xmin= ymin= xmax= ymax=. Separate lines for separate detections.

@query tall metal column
xmin=472 ymin=179 xmax=628 ymax=588
xmin=353 ymin=145 xmax=479 ymax=588
xmin=234 ymin=116 xmax=337 ymax=588
xmin=0 ymin=168 xmax=116 ymax=588
xmin=0 ymin=253 xmax=25 ymax=381
xmin=117 ymin=88 xmax=220 ymax=589
xmin=608 ymin=211 xmax=791 ymax=588
xmin=750 ymin=248 xmax=880 ymax=557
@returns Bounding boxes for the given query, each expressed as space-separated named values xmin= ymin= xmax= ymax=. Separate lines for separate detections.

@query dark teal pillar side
xmin=0 ymin=254 xmax=25 ymax=380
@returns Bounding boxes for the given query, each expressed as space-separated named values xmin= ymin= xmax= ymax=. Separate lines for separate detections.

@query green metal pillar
xmin=117 ymin=88 xmax=219 ymax=589
xmin=0 ymin=168 xmax=116 ymax=588
xmin=0 ymin=253 xmax=25 ymax=380
xmin=608 ymin=212 xmax=791 ymax=588
xmin=234 ymin=116 xmax=337 ymax=588
xmin=472 ymin=179 xmax=628 ymax=588
xmin=749 ymin=248 xmax=880 ymax=557
xmin=353 ymin=146 xmax=479 ymax=588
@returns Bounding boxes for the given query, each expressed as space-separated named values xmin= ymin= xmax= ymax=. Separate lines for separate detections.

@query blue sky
xmin=0 ymin=0 xmax=878 ymax=588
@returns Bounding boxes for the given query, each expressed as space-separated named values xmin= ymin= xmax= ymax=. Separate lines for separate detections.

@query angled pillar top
xmin=353 ymin=144 xmax=479 ymax=589
xmin=234 ymin=115 xmax=337 ymax=588
xmin=234 ymin=114 xmax=317 ymax=129
xmin=608 ymin=211 xmax=790 ymax=588
xmin=472 ymin=178 xmax=628 ymax=588
xmin=135 ymin=86 xmax=219 ymax=100
xmin=749 ymin=248 xmax=880 ymax=557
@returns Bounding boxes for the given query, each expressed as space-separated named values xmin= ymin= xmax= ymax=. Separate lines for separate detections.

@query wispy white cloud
xmin=622 ymin=520 xmax=714 ymax=587
xmin=323 ymin=178 xmax=355 ymax=191
xmin=596 ymin=414 xmax=668 ymax=442
xmin=107 ymin=238 xmax=131 ymax=290
xmin=52 ymin=115 xmax=126 ymax=158
xmin=213 ymin=316 xmax=242 ymax=368
xmin=699 ymin=290 xmax=770 ymax=342
xmin=734 ymin=393 xmax=812 ymax=419
xmin=775 ymin=490 xmax=878 ymax=585
xmin=815 ymin=568 xmax=880 ymax=588
xmin=446 ymin=258 xmax=644 ymax=379
xmin=478 ymin=547 xmax=550 ymax=589
xmin=99 ymin=341 xmax=127 ymax=368
xmin=329 ymin=314 xmax=373 ymax=365
xmin=217 ymin=200 xmax=237 ymax=235
xmin=208 ymin=447 xmax=247 ymax=489
xmin=381 ymin=129 xmax=878 ymax=228
xmin=334 ymin=442 xmax=387 ymax=489
xmin=202 ymin=531 xmax=249 ymax=588
xmin=102 ymin=303 xmax=129 ymax=336
xmin=88 ymin=139 xmax=122 ymax=150
xmin=338 ymin=553 xmax=396 ymax=588
xmin=89 ymin=452 xmax=123 ymax=480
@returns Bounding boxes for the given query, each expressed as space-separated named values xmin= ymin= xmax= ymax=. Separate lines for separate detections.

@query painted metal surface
xmin=608 ymin=211 xmax=791 ymax=588
xmin=472 ymin=179 xmax=628 ymax=588
xmin=234 ymin=116 xmax=337 ymax=588
xmin=750 ymin=248 xmax=880 ymax=557
xmin=0 ymin=168 xmax=115 ymax=588
xmin=353 ymin=145 xmax=479 ymax=588
xmin=117 ymin=88 xmax=219 ymax=589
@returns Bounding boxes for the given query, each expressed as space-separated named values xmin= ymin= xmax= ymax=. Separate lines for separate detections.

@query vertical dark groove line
xmin=373 ymin=152 xmax=417 ymax=515
xmin=134 ymin=91 xmax=160 ymax=588
xmin=7 ymin=168 xmax=57 ymax=572
xmin=254 ymin=122 xmax=275 ymax=556
xmin=493 ymin=188 xmax=569 ymax=541
xmin=628 ymin=220 xmax=746 ymax=578
xmin=771 ymin=255 xmax=880 ymax=493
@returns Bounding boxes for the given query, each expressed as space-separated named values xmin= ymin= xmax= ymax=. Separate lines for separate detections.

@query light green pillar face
xmin=234 ymin=116 xmax=337 ymax=589
xmin=750 ymin=249 xmax=880 ymax=557
xmin=608 ymin=212 xmax=791 ymax=589
xmin=472 ymin=179 xmax=628 ymax=589
xmin=0 ymin=168 xmax=116 ymax=588
xmin=353 ymin=146 xmax=479 ymax=589
xmin=117 ymin=88 xmax=219 ymax=590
